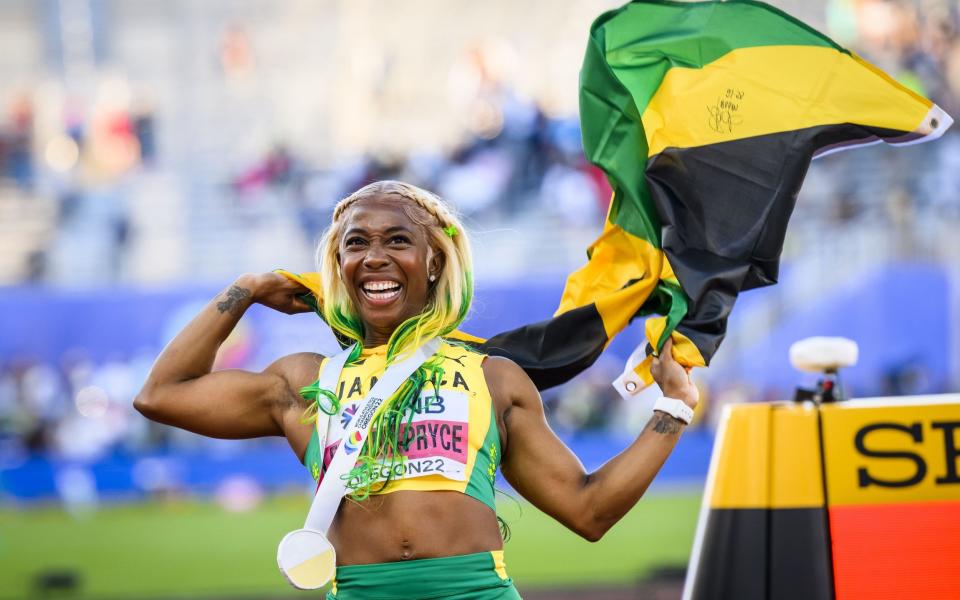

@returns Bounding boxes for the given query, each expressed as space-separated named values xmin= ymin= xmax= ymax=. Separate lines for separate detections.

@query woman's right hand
xmin=237 ymin=272 xmax=314 ymax=315
xmin=650 ymin=338 xmax=699 ymax=410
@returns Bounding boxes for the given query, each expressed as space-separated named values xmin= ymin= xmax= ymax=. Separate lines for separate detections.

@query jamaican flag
xmin=283 ymin=0 xmax=950 ymax=391
xmin=478 ymin=0 xmax=951 ymax=389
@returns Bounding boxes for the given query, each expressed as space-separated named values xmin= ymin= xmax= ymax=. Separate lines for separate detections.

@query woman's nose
xmin=362 ymin=243 xmax=390 ymax=269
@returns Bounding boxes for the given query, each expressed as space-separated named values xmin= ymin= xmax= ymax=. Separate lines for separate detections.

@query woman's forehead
xmin=341 ymin=195 xmax=424 ymax=234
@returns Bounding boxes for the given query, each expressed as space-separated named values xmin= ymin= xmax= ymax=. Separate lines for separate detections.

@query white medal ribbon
xmin=277 ymin=338 xmax=441 ymax=590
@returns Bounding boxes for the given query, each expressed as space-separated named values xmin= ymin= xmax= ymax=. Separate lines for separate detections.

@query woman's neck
xmin=363 ymin=328 xmax=393 ymax=348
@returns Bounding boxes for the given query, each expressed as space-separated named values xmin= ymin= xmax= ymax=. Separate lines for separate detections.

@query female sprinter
xmin=134 ymin=180 xmax=698 ymax=600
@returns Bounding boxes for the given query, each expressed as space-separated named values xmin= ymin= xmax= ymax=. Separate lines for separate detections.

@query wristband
xmin=653 ymin=396 xmax=694 ymax=425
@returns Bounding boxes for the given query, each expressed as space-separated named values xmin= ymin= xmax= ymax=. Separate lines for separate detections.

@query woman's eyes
xmin=344 ymin=235 xmax=411 ymax=247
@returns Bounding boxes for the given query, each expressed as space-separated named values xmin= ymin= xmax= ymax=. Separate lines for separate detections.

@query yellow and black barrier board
xmin=684 ymin=403 xmax=832 ymax=600
xmin=684 ymin=395 xmax=960 ymax=600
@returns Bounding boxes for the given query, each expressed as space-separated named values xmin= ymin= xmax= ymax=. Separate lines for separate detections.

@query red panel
xmin=830 ymin=501 xmax=960 ymax=600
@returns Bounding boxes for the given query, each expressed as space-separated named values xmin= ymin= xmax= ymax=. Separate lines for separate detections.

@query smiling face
xmin=337 ymin=195 xmax=439 ymax=346
xmin=316 ymin=180 xmax=472 ymax=355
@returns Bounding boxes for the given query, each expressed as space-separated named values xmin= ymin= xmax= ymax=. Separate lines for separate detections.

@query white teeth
xmin=364 ymin=288 xmax=401 ymax=301
xmin=362 ymin=281 xmax=401 ymax=292
xmin=361 ymin=280 xmax=402 ymax=302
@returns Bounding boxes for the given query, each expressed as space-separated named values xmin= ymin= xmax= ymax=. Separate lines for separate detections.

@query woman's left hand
xmin=239 ymin=272 xmax=314 ymax=315
xmin=650 ymin=338 xmax=699 ymax=409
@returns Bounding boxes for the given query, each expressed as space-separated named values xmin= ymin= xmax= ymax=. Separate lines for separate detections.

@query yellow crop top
xmin=301 ymin=341 xmax=501 ymax=512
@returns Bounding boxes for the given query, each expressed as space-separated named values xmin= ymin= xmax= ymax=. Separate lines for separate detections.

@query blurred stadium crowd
xmin=1 ymin=0 xmax=959 ymax=488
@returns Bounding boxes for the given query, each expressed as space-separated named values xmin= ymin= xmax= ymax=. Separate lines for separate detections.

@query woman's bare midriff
xmin=327 ymin=489 xmax=504 ymax=565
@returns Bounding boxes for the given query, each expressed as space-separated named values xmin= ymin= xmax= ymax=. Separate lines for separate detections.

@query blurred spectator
xmin=0 ymin=94 xmax=34 ymax=189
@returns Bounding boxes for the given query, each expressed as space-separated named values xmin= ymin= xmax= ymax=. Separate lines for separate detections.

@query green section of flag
xmin=580 ymin=17 xmax=658 ymax=244
xmin=599 ymin=0 xmax=844 ymax=116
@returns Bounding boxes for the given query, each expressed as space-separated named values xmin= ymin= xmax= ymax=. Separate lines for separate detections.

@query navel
xmin=399 ymin=538 xmax=413 ymax=560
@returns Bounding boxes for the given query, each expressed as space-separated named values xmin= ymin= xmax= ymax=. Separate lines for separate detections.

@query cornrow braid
xmin=304 ymin=180 xmax=474 ymax=499
xmin=331 ymin=181 xmax=456 ymax=232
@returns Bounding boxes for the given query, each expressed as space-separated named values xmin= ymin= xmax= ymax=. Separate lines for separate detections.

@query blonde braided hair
xmin=331 ymin=181 xmax=458 ymax=230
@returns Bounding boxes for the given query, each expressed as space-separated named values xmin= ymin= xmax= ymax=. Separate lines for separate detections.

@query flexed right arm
xmin=134 ymin=272 xmax=317 ymax=439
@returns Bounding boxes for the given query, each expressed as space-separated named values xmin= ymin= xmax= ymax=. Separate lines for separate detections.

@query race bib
xmin=322 ymin=390 xmax=470 ymax=483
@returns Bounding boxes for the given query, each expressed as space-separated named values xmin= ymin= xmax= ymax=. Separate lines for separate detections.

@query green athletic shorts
xmin=326 ymin=550 xmax=522 ymax=600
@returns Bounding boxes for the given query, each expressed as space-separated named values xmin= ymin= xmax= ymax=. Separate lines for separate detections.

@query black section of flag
xmin=477 ymin=304 xmax=609 ymax=390
xmin=648 ymin=124 xmax=906 ymax=362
